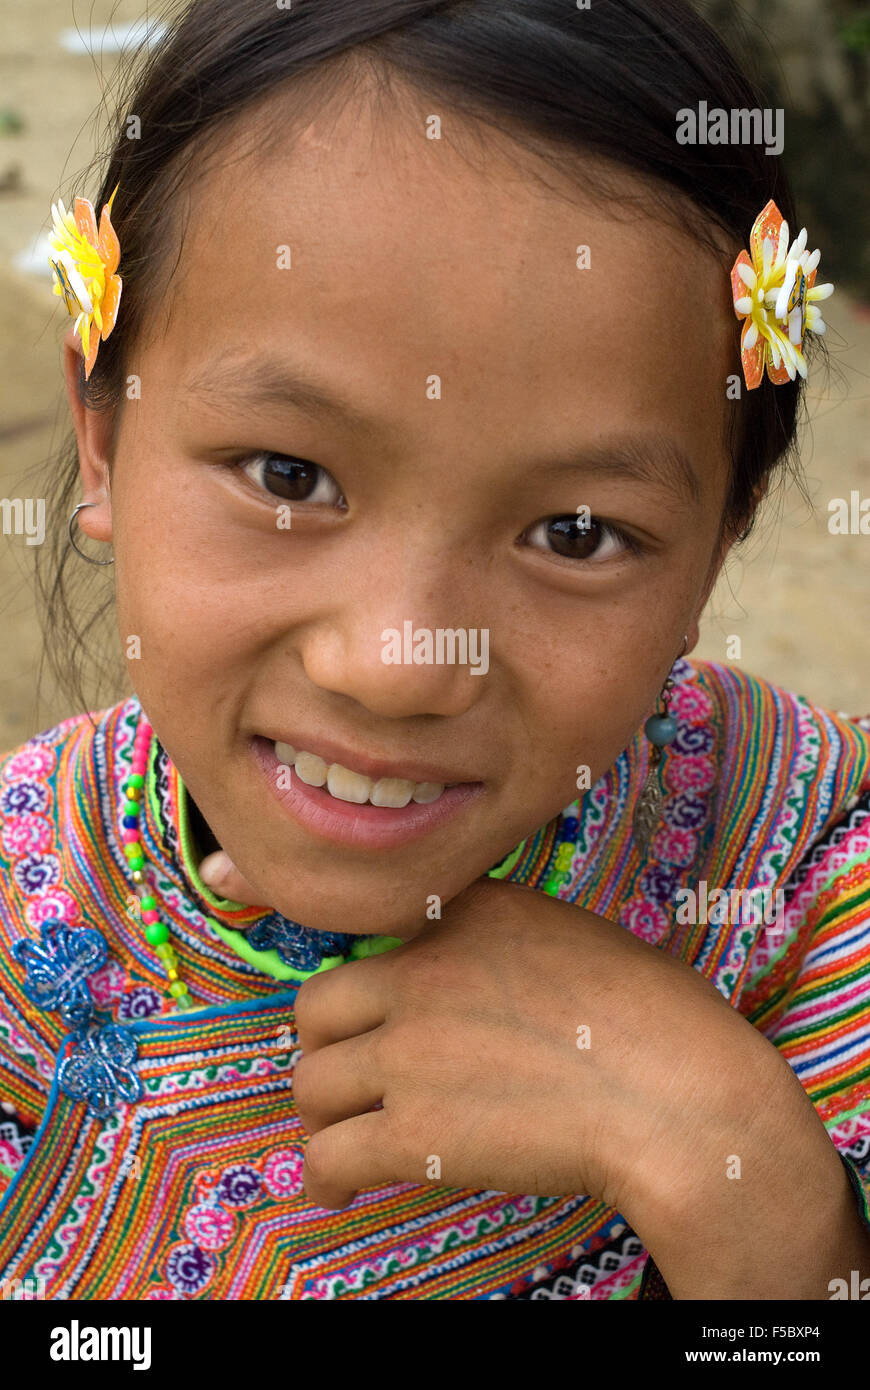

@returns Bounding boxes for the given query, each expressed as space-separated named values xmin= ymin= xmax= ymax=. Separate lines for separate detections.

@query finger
xmin=293 ymin=1032 xmax=384 ymax=1134
xmin=302 ymin=1110 xmax=399 ymax=1211
xmin=198 ymin=851 xmax=270 ymax=907
xmin=294 ymin=952 xmax=394 ymax=1052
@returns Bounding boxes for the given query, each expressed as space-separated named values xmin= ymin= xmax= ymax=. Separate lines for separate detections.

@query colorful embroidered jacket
xmin=0 ymin=656 xmax=869 ymax=1300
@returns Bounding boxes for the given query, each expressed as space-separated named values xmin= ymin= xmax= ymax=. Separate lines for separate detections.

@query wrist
xmin=618 ymin=1039 xmax=859 ymax=1299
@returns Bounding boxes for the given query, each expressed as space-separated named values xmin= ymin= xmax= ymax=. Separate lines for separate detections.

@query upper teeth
xmin=274 ymin=741 xmax=445 ymax=808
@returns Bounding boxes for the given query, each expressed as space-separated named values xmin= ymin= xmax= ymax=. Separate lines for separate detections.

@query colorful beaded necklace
xmin=121 ymin=715 xmax=195 ymax=1010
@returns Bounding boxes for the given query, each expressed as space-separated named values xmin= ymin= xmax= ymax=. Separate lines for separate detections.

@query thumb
xmin=198 ymin=850 xmax=271 ymax=908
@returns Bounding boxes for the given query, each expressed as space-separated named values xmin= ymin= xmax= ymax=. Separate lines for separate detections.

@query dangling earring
xmin=631 ymin=636 xmax=687 ymax=855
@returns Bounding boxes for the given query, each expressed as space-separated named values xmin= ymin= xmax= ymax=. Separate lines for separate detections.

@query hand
xmin=206 ymin=850 xmax=870 ymax=1298
xmin=202 ymin=852 xmax=772 ymax=1218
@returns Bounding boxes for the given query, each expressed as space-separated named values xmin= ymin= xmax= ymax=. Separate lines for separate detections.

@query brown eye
xmin=241 ymin=452 xmax=344 ymax=506
xmin=523 ymin=514 xmax=634 ymax=562
xmin=546 ymin=516 xmax=606 ymax=559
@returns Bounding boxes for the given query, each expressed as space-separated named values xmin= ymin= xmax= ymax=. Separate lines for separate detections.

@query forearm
xmin=646 ymin=1139 xmax=870 ymax=1300
xmin=620 ymin=1043 xmax=870 ymax=1299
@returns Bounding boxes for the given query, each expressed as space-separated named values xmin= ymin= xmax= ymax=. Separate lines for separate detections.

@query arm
xmin=635 ymin=801 xmax=870 ymax=1299
xmin=625 ymin=1037 xmax=870 ymax=1299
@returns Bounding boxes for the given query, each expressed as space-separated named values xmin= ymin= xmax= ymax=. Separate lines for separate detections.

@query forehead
xmin=153 ymin=82 xmax=734 ymax=485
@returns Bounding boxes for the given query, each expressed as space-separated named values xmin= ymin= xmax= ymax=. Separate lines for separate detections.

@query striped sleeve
xmin=740 ymin=792 xmax=870 ymax=1232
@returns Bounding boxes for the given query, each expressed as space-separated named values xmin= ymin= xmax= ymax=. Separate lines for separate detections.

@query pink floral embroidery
xmin=263 ymin=1147 xmax=305 ymax=1198
xmin=651 ymin=826 xmax=696 ymax=867
xmin=3 ymin=746 xmax=57 ymax=782
xmin=664 ymin=754 xmax=715 ymax=794
xmin=184 ymin=1203 xmax=237 ymax=1251
xmin=25 ymin=887 xmax=82 ymax=928
xmin=88 ymin=960 xmax=128 ymax=1007
xmin=620 ymin=898 xmax=669 ymax=941
xmin=669 ymin=684 xmax=713 ymax=724
xmin=2 ymin=813 xmax=53 ymax=857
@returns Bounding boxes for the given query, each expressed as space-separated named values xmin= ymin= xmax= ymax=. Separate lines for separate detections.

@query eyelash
xmin=229 ymin=451 xmax=644 ymax=562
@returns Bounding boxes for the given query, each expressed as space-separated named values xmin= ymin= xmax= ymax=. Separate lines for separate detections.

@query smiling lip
xmin=259 ymin=731 xmax=478 ymax=787
xmin=250 ymin=736 xmax=484 ymax=850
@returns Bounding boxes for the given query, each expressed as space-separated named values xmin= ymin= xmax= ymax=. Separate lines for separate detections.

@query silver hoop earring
xmin=68 ymin=502 xmax=114 ymax=566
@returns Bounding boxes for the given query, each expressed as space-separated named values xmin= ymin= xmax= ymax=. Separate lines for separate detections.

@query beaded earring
xmin=631 ymin=639 xmax=686 ymax=855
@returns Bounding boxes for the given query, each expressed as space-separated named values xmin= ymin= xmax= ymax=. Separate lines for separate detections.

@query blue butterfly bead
xmin=247 ymin=914 xmax=357 ymax=971
xmin=58 ymin=1022 xmax=143 ymax=1119
xmin=13 ymin=919 xmax=107 ymax=1027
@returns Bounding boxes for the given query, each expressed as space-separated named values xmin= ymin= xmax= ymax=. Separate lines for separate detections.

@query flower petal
xmin=766 ymin=351 xmax=793 ymax=386
xmin=74 ymin=197 xmax=98 ymax=246
xmin=58 ymin=250 xmax=92 ymax=313
xmin=84 ymin=328 xmax=101 ymax=381
xmin=768 ymin=322 xmax=802 ymax=379
xmin=98 ymin=205 xmax=120 ymax=277
xmin=788 ymin=305 xmax=803 ymax=346
xmin=749 ymin=199 xmax=786 ymax=272
xmin=740 ymin=318 xmax=765 ymax=390
xmin=775 ymin=260 xmax=798 ymax=321
xmin=731 ymin=252 xmax=758 ymax=314
xmin=100 ymin=275 xmax=122 ymax=338
xmin=762 ymin=236 xmax=774 ymax=279
xmin=787 ymin=227 xmax=807 ymax=261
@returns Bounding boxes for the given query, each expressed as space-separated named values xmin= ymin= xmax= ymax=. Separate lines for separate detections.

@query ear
xmin=62 ymin=325 xmax=115 ymax=544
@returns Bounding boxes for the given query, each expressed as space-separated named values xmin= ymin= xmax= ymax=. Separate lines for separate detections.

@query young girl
xmin=1 ymin=0 xmax=868 ymax=1302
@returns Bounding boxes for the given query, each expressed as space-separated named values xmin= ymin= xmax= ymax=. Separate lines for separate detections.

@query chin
xmin=255 ymin=877 xmax=401 ymax=938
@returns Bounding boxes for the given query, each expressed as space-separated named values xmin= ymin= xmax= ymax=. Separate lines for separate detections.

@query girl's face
xmin=71 ymin=88 xmax=736 ymax=936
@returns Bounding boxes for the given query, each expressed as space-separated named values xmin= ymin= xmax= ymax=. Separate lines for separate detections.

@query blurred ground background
xmin=0 ymin=0 xmax=869 ymax=752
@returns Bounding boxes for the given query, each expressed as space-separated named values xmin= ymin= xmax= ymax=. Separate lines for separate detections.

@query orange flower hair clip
xmin=731 ymin=198 xmax=833 ymax=390
xmin=48 ymin=183 xmax=122 ymax=380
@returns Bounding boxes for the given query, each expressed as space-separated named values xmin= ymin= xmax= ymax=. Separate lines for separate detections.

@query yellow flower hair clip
xmin=730 ymin=199 xmax=833 ymax=390
xmin=48 ymin=183 xmax=122 ymax=380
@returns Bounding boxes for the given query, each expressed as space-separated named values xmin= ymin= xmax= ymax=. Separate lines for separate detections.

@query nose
xmin=296 ymin=549 xmax=492 ymax=720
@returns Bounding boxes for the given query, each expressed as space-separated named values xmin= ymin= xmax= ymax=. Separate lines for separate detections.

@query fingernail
xmin=199 ymin=850 xmax=231 ymax=889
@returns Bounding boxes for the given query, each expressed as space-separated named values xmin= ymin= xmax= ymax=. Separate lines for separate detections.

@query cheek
xmin=109 ymin=501 xmax=253 ymax=728
xmin=508 ymin=617 xmax=682 ymax=804
xmin=111 ymin=468 xmax=241 ymax=641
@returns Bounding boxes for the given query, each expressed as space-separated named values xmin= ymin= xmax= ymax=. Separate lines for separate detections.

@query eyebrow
xmin=547 ymin=435 xmax=703 ymax=508
xmin=183 ymin=355 xmax=382 ymax=435
xmin=183 ymin=354 xmax=703 ymax=507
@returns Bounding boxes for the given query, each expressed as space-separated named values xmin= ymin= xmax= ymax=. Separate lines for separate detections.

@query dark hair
xmin=37 ymin=0 xmax=810 ymax=716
